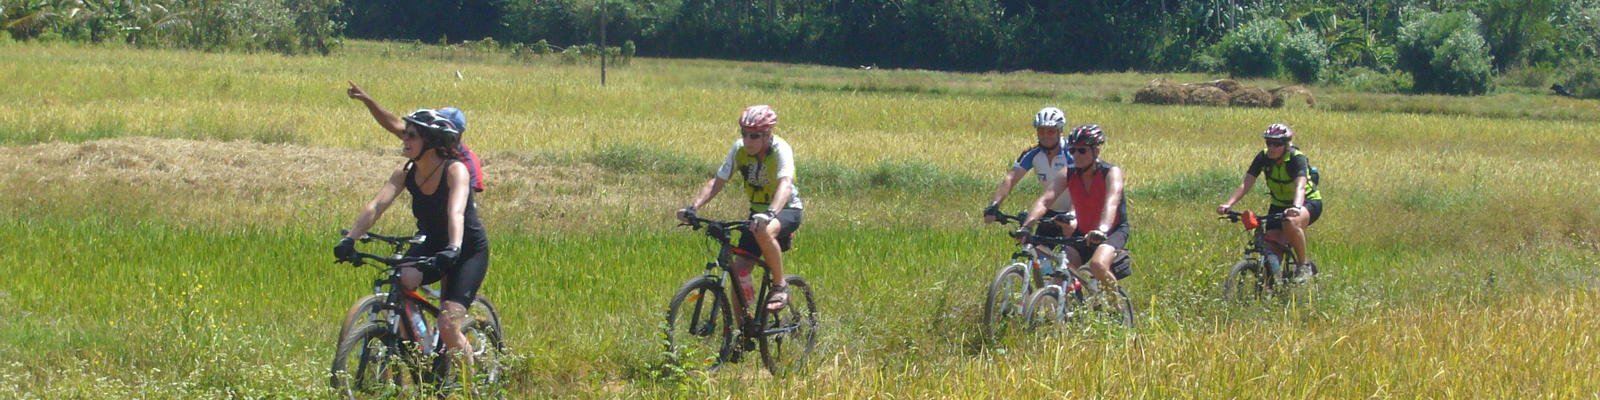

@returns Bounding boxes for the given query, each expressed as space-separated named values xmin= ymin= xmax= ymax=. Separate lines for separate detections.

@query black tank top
xmin=406 ymin=159 xmax=488 ymax=251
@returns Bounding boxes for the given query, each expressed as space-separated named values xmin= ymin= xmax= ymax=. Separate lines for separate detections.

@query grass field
xmin=1 ymin=40 xmax=1598 ymax=398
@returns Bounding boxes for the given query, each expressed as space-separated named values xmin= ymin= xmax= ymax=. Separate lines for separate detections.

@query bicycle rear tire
xmin=664 ymin=276 xmax=734 ymax=372
xmin=454 ymin=317 xmax=506 ymax=394
xmin=759 ymin=275 xmax=817 ymax=377
xmin=983 ymin=263 xmax=1033 ymax=340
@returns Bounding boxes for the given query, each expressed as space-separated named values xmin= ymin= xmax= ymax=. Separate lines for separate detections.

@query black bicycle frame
xmin=684 ymin=217 xmax=789 ymax=340
xmin=341 ymin=230 xmax=446 ymax=355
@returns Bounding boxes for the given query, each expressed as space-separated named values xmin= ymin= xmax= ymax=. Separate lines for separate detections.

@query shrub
xmin=1332 ymin=66 xmax=1414 ymax=93
xmin=1562 ymin=62 xmax=1600 ymax=99
xmin=1397 ymin=9 xmax=1495 ymax=95
xmin=1219 ymin=19 xmax=1288 ymax=78
xmin=1282 ymin=30 xmax=1330 ymax=83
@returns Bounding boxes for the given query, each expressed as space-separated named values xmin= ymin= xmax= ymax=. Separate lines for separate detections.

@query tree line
xmin=5 ymin=0 xmax=1599 ymax=96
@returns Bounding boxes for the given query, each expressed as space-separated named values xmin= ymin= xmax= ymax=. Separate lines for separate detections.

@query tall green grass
xmin=0 ymin=41 xmax=1597 ymax=398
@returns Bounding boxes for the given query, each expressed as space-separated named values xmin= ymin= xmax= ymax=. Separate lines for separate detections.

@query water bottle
xmin=411 ymin=312 xmax=432 ymax=353
xmin=735 ymin=267 xmax=755 ymax=303
xmin=1264 ymin=253 xmax=1281 ymax=278
xmin=1037 ymin=257 xmax=1056 ymax=276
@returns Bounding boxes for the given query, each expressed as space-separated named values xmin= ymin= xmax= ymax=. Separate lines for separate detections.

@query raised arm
xmin=347 ymin=81 xmax=407 ymax=136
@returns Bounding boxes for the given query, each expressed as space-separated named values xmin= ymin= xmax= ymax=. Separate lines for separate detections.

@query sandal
xmin=765 ymin=285 xmax=790 ymax=312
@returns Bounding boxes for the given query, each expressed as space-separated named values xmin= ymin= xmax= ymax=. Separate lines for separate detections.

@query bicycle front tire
xmin=1222 ymin=259 xmax=1266 ymax=301
xmin=759 ymin=275 xmax=818 ymax=377
xmin=983 ymin=263 xmax=1032 ymax=340
xmin=664 ymin=276 xmax=734 ymax=372
xmin=331 ymin=322 xmax=402 ymax=400
xmin=1022 ymin=285 xmax=1065 ymax=329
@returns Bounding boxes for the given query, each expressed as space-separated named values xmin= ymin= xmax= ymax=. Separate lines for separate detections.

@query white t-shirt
xmin=1011 ymin=138 xmax=1073 ymax=212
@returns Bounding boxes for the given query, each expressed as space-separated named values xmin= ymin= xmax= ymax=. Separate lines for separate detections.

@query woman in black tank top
xmin=335 ymin=108 xmax=490 ymax=368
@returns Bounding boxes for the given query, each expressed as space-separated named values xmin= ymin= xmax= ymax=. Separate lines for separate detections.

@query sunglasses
xmin=742 ymin=130 xmax=768 ymax=140
xmin=1266 ymin=140 xmax=1288 ymax=147
xmin=1069 ymin=146 xmax=1095 ymax=155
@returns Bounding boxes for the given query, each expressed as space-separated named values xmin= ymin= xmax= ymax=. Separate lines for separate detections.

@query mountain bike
xmin=1218 ymin=211 xmax=1318 ymax=300
xmin=981 ymin=211 xmax=1045 ymax=340
xmin=663 ymin=216 xmax=818 ymax=376
xmin=1017 ymin=234 xmax=1135 ymax=328
xmin=329 ymin=231 xmax=505 ymax=399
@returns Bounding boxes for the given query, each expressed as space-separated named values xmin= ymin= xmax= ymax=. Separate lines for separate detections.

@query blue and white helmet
xmin=1033 ymin=107 xmax=1067 ymax=130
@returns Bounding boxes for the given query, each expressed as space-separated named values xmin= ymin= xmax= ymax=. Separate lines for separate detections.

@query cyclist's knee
xmin=439 ymin=301 xmax=469 ymax=328
xmin=400 ymin=267 xmax=425 ymax=290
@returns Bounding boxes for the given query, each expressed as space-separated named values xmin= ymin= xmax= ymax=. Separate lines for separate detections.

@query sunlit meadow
xmin=0 ymin=40 xmax=1596 ymax=398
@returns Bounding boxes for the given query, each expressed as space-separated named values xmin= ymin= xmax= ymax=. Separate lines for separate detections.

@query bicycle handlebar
xmin=678 ymin=215 xmax=751 ymax=231
xmin=340 ymin=229 xmax=427 ymax=246
xmin=1014 ymin=234 xmax=1087 ymax=248
xmin=1219 ymin=210 xmax=1287 ymax=224
xmin=989 ymin=210 xmax=1026 ymax=225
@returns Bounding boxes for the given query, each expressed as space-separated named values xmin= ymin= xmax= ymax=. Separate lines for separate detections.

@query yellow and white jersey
xmin=716 ymin=135 xmax=803 ymax=212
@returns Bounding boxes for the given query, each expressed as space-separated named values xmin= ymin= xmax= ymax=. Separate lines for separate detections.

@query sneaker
xmin=1291 ymin=262 xmax=1317 ymax=283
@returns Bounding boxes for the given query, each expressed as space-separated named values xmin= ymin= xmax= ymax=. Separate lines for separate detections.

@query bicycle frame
xmin=340 ymin=231 xmax=449 ymax=357
xmin=1023 ymin=236 xmax=1100 ymax=307
xmin=1227 ymin=212 xmax=1300 ymax=273
xmin=685 ymin=217 xmax=786 ymax=341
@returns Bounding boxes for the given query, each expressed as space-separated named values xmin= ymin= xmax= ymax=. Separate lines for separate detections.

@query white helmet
xmin=1033 ymin=107 xmax=1067 ymax=129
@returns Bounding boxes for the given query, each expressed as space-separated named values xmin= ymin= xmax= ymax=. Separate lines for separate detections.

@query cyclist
xmin=677 ymin=105 xmax=803 ymax=312
xmin=984 ymin=107 xmax=1074 ymax=239
xmin=1216 ymin=123 xmax=1322 ymax=280
xmin=334 ymin=108 xmax=491 ymax=368
xmin=347 ymin=81 xmax=484 ymax=192
xmin=1016 ymin=124 xmax=1129 ymax=295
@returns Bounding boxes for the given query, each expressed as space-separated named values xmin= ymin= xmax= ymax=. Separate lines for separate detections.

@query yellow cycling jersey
xmin=716 ymin=136 xmax=803 ymax=212
xmin=1247 ymin=147 xmax=1321 ymax=207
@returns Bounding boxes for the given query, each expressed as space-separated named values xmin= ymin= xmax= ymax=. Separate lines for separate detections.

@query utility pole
xmin=600 ymin=0 xmax=607 ymax=86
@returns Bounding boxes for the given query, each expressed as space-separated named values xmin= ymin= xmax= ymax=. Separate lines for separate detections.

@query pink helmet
xmin=1262 ymin=123 xmax=1293 ymax=140
xmin=739 ymin=105 xmax=778 ymax=131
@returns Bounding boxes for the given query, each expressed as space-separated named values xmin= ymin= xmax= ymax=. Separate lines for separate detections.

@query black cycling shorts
xmin=1066 ymin=224 xmax=1130 ymax=263
xmin=1267 ymin=199 xmax=1323 ymax=230
xmin=407 ymin=243 xmax=490 ymax=309
xmin=738 ymin=208 xmax=803 ymax=257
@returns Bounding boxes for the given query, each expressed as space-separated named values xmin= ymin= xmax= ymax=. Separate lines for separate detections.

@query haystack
xmin=1186 ymin=86 xmax=1231 ymax=106
xmin=1229 ymin=86 xmax=1274 ymax=108
xmin=1187 ymin=79 xmax=1243 ymax=94
xmin=1134 ymin=79 xmax=1186 ymax=105
xmin=1269 ymin=85 xmax=1317 ymax=108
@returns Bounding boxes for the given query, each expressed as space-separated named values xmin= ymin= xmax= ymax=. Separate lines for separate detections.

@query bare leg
xmin=755 ymin=219 xmax=788 ymax=310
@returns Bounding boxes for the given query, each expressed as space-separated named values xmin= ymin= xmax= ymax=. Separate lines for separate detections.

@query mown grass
xmin=0 ymin=41 xmax=1597 ymax=398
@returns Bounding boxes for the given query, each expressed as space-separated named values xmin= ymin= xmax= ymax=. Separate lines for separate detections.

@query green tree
xmin=1397 ymin=8 xmax=1495 ymax=95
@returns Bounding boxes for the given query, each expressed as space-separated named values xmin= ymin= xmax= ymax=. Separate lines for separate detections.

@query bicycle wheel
xmin=759 ymin=275 xmax=817 ymax=377
xmin=456 ymin=317 xmax=506 ymax=394
xmin=1107 ymin=286 xmax=1135 ymax=328
xmin=338 ymin=294 xmax=386 ymax=344
xmin=468 ymin=295 xmax=503 ymax=348
xmin=331 ymin=322 xmax=403 ymax=400
xmin=1221 ymin=259 xmax=1267 ymax=301
xmin=1021 ymin=285 xmax=1065 ymax=328
xmin=664 ymin=276 xmax=734 ymax=372
xmin=983 ymin=262 xmax=1033 ymax=339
